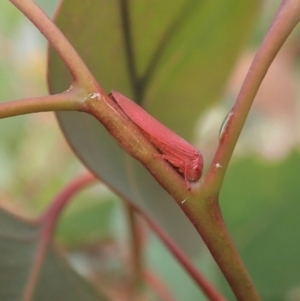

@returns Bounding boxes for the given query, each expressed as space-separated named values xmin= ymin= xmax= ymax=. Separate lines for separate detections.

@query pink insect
xmin=110 ymin=91 xmax=204 ymax=189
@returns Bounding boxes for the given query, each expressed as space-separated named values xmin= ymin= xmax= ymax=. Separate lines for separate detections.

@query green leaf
xmin=0 ymin=207 xmax=108 ymax=301
xmin=56 ymin=196 xmax=116 ymax=248
xmin=49 ymin=0 xmax=259 ymax=138
xmin=220 ymin=152 xmax=300 ymax=300
xmin=48 ymin=0 xmax=259 ymax=255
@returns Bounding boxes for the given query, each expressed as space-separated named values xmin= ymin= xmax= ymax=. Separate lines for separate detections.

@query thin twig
xmin=124 ymin=204 xmax=144 ymax=298
xmin=9 ymin=0 xmax=100 ymax=92
xmin=204 ymin=0 xmax=300 ymax=194
xmin=0 ymin=89 xmax=83 ymax=119
xmin=126 ymin=203 xmax=226 ymax=301
xmin=144 ymin=270 xmax=179 ymax=301
xmin=177 ymin=2 xmax=300 ymax=300
xmin=23 ymin=173 xmax=97 ymax=301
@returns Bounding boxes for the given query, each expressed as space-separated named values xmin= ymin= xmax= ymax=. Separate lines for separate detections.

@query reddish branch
xmin=23 ymin=173 xmax=97 ymax=301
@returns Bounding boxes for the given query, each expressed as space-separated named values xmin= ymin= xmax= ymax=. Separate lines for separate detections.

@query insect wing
xmin=111 ymin=91 xmax=203 ymax=182
xmin=111 ymin=91 xmax=198 ymax=159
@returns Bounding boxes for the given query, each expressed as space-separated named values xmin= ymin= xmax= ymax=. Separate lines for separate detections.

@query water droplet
xmin=219 ymin=109 xmax=233 ymax=140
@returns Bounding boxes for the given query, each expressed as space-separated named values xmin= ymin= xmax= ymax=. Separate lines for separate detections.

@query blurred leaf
xmin=56 ymin=197 xmax=116 ymax=248
xmin=48 ymin=0 xmax=259 ymax=255
xmin=220 ymin=152 xmax=300 ymax=300
xmin=0 ymin=2 xmax=25 ymax=34
xmin=146 ymin=234 xmax=220 ymax=301
xmin=0 ymin=207 xmax=108 ymax=301
xmin=49 ymin=0 xmax=259 ymax=138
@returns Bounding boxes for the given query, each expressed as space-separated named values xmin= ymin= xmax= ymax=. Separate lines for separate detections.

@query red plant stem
xmin=40 ymin=173 xmax=97 ymax=222
xmin=181 ymin=2 xmax=300 ymax=299
xmin=146 ymin=215 xmax=226 ymax=301
xmin=144 ymin=270 xmax=179 ymax=301
xmin=124 ymin=204 xmax=144 ymax=297
xmin=10 ymin=0 xmax=189 ymax=199
xmin=182 ymin=196 xmax=254 ymax=301
xmin=126 ymin=203 xmax=226 ymax=301
xmin=204 ymin=0 xmax=300 ymax=194
xmin=0 ymin=90 xmax=82 ymax=119
xmin=23 ymin=173 xmax=97 ymax=301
